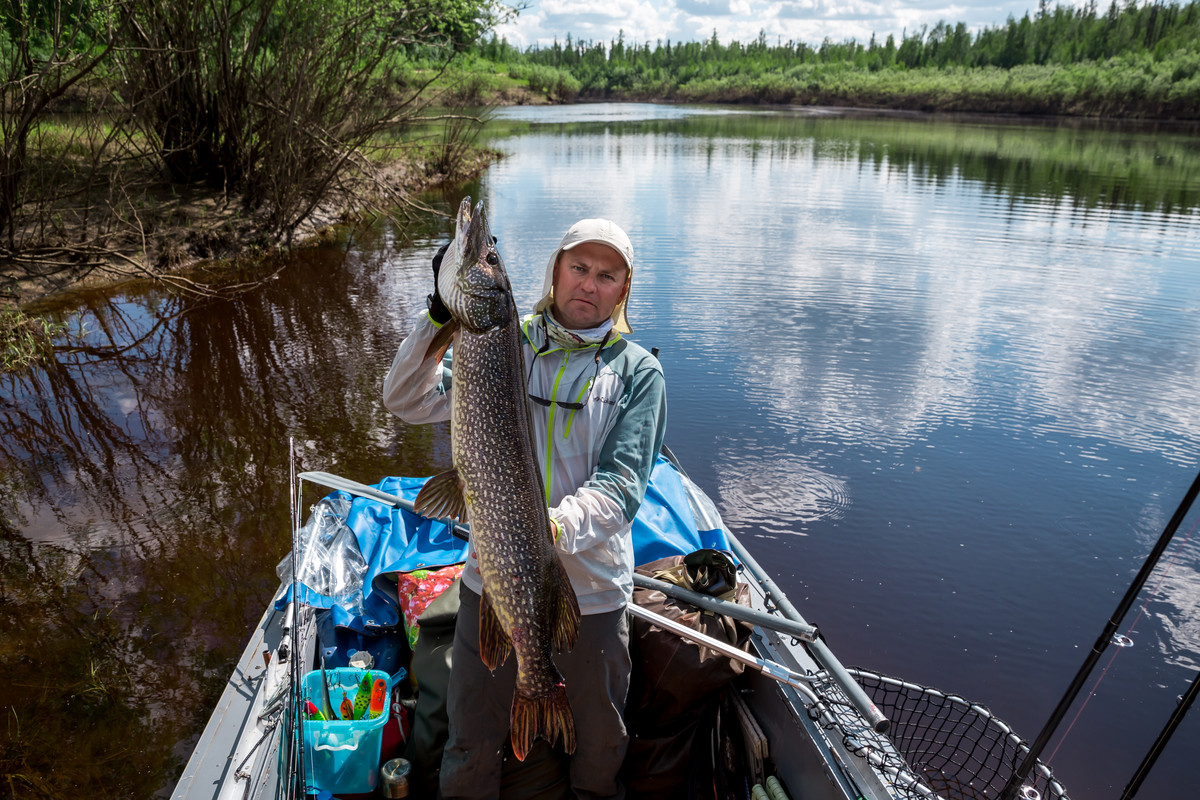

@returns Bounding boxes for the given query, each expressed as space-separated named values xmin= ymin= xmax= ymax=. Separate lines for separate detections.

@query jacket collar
xmin=522 ymin=313 xmax=622 ymax=355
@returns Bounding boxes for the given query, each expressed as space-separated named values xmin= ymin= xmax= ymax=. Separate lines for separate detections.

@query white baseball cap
xmin=534 ymin=218 xmax=634 ymax=334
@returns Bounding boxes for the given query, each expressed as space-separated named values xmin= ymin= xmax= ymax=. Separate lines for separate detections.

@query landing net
xmin=808 ymin=668 xmax=1071 ymax=800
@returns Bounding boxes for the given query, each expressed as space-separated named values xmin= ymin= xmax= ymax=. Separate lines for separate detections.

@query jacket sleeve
xmin=552 ymin=359 xmax=667 ymax=554
xmin=382 ymin=312 xmax=453 ymax=424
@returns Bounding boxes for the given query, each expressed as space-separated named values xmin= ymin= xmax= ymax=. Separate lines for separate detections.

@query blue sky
xmin=492 ymin=0 xmax=1087 ymax=50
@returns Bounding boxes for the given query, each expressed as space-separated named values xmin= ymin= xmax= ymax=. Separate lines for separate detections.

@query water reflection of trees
xmin=495 ymin=113 xmax=1200 ymax=215
xmin=0 ymin=224 xmax=451 ymax=796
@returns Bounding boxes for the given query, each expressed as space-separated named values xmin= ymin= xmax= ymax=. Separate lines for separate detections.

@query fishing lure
xmin=367 ymin=678 xmax=388 ymax=720
xmin=304 ymin=700 xmax=327 ymax=721
xmin=353 ymin=672 xmax=372 ymax=720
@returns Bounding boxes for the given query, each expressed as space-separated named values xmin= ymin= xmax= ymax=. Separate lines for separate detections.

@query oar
xmin=632 ymin=573 xmax=819 ymax=643
xmin=298 ymin=470 xmax=472 ymax=540
xmin=625 ymin=602 xmax=824 ymax=710
xmin=655 ymin=446 xmax=889 ymax=734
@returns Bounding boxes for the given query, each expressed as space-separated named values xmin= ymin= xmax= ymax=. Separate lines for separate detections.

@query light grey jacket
xmin=382 ymin=311 xmax=667 ymax=614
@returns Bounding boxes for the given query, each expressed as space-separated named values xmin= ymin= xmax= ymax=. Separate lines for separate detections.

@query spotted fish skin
xmin=414 ymin=197 xmax=580 ymax=761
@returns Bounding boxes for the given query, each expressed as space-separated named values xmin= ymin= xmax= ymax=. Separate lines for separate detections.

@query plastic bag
xmin=277 ymin=496 xmax=368 ymax=617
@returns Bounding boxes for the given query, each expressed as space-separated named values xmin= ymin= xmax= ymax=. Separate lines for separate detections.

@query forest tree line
xmin=462 ymin=0 xmax=1200 ymax=116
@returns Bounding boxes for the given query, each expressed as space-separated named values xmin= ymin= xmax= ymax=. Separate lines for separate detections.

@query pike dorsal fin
xmin=413 ymin=468 xmax=467 ymax=522
xmin=479 ymin=588 xmax=513 ymax=671
xmin=422 ymin=320 xmax=458 ymax=366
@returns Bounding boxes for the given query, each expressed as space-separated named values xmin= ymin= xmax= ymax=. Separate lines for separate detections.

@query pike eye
xmin=486 ymin=252 xmax=498 ymax=266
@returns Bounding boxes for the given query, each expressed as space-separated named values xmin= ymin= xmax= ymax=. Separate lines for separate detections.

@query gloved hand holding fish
xmin=413 ymin=197 xmax=581 ymax=761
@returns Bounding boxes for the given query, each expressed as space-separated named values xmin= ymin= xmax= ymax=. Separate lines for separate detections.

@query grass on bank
xmin=0 ymin=309 xmax=64 ymax=373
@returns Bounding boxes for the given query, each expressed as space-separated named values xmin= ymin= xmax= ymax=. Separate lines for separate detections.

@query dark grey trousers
xmin=439 ymin=584 xmax=631 ymax=800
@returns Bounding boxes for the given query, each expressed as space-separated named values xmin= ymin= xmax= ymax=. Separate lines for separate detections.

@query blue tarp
xmin=631 ymin=456 xmax=730 ymax=563
xmin=277 ymin=455 xmax=728 ymax=631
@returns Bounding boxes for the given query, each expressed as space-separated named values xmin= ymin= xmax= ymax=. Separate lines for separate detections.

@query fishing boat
xmin=171 ymin=446 xmax=1071 ymax=800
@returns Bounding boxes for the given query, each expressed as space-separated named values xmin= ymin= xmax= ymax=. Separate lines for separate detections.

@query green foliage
xmin=467 ymin=0 xmax=1200 ymax=118
xmin=0 ymin=308 xmax=64 ymax=372
xmin=382 ymin=0 xmax=511 ymax=50
xmin=1 ymin=0 xmax=119 ymax=247
xmin=509 ymin=62 xmax=581 ymax=100
xmin=2 ymin=0 xmax=507 ymax=258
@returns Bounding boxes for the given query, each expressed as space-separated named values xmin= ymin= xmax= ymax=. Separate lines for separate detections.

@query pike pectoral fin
xmin=551 ymin=557 xmax=581 ymax=653
xmin=413 ymin=469 xmax=468 ymax=522
xmin=510 ymin=681 xmax=575 ymax=761
xmin=478 ymin=588 xmax=512 ymax=671
xmin=422 ymin=319 xmax=458 ymax=366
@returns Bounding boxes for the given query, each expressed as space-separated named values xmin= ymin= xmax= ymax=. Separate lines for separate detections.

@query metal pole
xmin=288 ymin=439 xmax=307 ymax=798
xmin=632 ymin=572 xmax=820 ymax=642
xmin=1001 ymin=467 xmax=1200 ymax=800
xmin=1119 ymin=670 xmax=1200 ymax=800
xmin=625 ymin=602 xmax=823 ymax=707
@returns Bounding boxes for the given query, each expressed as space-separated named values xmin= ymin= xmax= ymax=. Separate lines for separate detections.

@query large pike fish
xmin=413 ymin=197 xmax=580 ymax=760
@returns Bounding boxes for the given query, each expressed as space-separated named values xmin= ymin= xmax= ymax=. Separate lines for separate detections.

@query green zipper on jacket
xmin=525 ymin=315 xmax=620 ymax=506
xmin=543 ymin=351 xmax=569 ymax=505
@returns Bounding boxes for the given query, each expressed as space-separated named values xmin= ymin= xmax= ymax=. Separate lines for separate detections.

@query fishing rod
xmin=286 ymin=438 xmax=307 ymax=799
xmin=626 ymin=602 xmax=824 ymax=706
xmin=1119 ymin=669 xmax=1200 ymax=800
xmin=1000 ymin=466 xmax=1200 ymax=800
xmin=725 ymin=530 xmax=890 ymax=735
xmin=626 ymin=602 xmax=944 ymax=797
xmin=653 ymin=443 xmax=890 ymax=734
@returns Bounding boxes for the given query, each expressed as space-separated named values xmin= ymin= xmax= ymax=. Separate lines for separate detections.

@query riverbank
xmin=1 ymin=72 xmax=1190 ymax=316
xmin=0 ymin=145 xmax=499 ymax=310
xmin=1 ymin=80 xmax=565 ymax=315
xmin=469 ymin=0 xmax=1200 ymax=119
xmin=474 ymin=55 xmax=1200 ymax=119
xmin=0 ymin=134 xmax=500 ymax=372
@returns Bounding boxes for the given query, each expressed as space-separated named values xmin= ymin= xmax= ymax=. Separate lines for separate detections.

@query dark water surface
xmin=3 ymin=103 xmax=1199 ymax=798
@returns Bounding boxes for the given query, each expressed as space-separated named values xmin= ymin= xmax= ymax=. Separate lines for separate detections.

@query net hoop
xmin=804 ymin=667 xmax=1072 ymax=800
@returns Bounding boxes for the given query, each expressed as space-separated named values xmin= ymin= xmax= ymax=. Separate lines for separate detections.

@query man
xmin=383 ymin=218 xmax=667 ymax=799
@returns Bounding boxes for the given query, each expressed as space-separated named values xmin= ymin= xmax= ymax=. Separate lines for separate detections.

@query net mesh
xmin=806 ymin=668 xmax=1071 ymax=800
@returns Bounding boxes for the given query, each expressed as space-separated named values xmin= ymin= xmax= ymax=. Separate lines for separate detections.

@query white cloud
xmin=675 ymin=0 xmax=736 ymax=15
xmin=493 ymin=0 xmax=1073 ymax=50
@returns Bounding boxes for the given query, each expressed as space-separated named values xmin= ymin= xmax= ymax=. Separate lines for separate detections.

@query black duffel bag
xmin=622 ymin=549 xmax=753 ymax=799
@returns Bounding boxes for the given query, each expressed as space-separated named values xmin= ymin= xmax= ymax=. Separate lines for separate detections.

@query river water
xmin=2 ymin=103 xmax=1199 ymax=798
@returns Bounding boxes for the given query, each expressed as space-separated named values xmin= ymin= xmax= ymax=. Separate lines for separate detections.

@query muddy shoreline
xmin=1 ymin=144 xmax=503 ymax=311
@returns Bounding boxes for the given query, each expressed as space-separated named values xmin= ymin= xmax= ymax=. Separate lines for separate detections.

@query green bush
xmin=509 ymin=63 xmax=580 ymax=101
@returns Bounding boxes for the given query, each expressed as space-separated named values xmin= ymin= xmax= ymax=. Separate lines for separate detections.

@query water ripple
xmin=716 ymin=454 xmax=851 ymax=535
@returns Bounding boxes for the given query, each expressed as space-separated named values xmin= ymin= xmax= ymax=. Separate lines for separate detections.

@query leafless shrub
xmin=0 ymin=0 xmax=122 ymax=250
xmin=112 ymin=0 xmax=506 ymax=244
xmin=2 ymin=0 xmax=511 ymax=305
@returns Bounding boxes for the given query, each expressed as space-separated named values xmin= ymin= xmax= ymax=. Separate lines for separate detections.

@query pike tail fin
xmin=510 ymin=681 xmax=575 ymax=761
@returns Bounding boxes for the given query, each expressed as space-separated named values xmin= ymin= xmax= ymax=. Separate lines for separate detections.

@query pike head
xmin=437 ymin=197 xmax=511 ymax=334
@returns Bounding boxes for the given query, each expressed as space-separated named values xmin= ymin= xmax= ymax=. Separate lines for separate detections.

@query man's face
xmin=550 ymin=241 xmax=629 ymax=330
